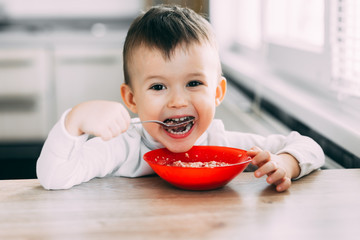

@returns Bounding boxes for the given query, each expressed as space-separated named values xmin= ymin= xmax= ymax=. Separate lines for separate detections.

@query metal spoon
xmin=131 ymin=119 xmax=194 ymax=129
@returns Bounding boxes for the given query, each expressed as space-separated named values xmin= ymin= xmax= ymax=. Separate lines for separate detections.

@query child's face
xmin=121 ymin=43 xmax=226 ymax=153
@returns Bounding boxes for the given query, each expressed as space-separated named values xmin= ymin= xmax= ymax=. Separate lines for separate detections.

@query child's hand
xmin=247 ymin=147 xmax=300 ymax=192
xmin=65 ymin=100 xmax=131 ymax=141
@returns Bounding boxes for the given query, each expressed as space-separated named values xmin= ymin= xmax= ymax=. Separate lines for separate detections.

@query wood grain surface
xmin=1 ymin=169 xmax=360 ymax=240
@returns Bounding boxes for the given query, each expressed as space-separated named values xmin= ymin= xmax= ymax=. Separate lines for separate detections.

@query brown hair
xmin=123 ymin=4 xmax=217 ymax=86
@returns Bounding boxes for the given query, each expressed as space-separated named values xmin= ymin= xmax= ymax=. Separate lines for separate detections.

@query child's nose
xmin=167 ymin=90 xmax=188 ymax=108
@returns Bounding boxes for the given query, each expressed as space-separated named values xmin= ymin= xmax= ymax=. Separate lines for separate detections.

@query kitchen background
xmin=0 ymin=0 xmax=359 ymax=179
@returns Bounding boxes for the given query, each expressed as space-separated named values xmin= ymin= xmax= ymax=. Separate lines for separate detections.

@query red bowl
xmin=143 ymin=146 xmax=251 ymax=190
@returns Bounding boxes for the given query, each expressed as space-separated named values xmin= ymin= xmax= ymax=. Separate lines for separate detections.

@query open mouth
xmin=163 ymin=116 xmax=195 ymax=135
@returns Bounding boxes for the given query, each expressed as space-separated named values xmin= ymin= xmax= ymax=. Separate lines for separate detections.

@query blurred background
xmin=0 ymin=0 xmax=359 ymax=179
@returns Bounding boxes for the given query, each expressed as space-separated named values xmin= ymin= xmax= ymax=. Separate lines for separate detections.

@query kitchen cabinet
xmin=54 ymin=46 xmax=125 ymax=119
xmin=0 ymin=47 xmax=52 ymax=140
xmin=0 ymin=45 xmax=126 ymax=179
xmin=0 ymin=44 xmax=127 ymax=140
xmin=0 ymin=25 xmax=131 ymax=179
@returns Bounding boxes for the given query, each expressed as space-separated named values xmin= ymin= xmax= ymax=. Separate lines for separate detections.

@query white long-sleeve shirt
xmin=36 ymin=110 xmax=325 ymax=190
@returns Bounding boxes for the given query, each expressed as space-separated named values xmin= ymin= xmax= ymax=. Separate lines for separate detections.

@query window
xmin=212 ymin=0 xmax=360 ymax=98
xmin=235 ymin=0 xmax=261 ymax=50
xmin=331 ymin=0 xmax=360 ymax=97
xmin=264 ymin=0 xmax=329 ymax=88
xmin=211 ymin=0 xmax=360 ymax=163
xmin=266 ymin=0 xmax=324 ymax=50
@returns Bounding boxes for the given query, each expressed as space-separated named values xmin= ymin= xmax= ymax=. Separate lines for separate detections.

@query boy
xmin=37 ymin=5 xmax=324 ymax=191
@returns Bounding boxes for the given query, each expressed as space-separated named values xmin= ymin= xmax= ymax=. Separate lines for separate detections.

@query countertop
xmin=1 ymin=169 xmax=360 ymax=240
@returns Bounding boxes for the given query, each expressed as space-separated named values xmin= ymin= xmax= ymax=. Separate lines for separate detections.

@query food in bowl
xmin=168 ymin=160 xmax=231 ymax=168
xmin=143 ymin=146 xmax=251 ymax=190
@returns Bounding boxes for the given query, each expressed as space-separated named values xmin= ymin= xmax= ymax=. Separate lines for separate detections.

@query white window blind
xmin=332 ymin=0 xmax=360 ymax=97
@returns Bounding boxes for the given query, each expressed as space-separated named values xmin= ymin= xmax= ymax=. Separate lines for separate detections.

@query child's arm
xmin=224 ymin=130 xmax=325 ymax=192
xmin=65 ymin=100 xmax=131 ymax=140
xmin=37 ymin=100 xmax=134 ymax=189
xmin=247 ymin=147 xmax=300 ymax=192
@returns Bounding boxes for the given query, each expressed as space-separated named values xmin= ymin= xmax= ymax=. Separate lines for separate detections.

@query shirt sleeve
xmin=224 ymin=129 xmax=325 ymax=179
xmin=36 ymin=109 xmax=129 ymax=190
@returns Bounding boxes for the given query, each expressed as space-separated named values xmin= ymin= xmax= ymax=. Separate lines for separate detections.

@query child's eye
xmin=187 ymin=81 xmax=203 ymax=87
xmin=150 ymin=84 xmax=166 ymax=91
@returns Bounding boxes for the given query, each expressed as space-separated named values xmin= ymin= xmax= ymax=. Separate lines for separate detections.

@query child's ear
xmin=121 ymin=83 xmax=138 ymax=113
xmin=215 ymin=77 xmax=227 ymax=106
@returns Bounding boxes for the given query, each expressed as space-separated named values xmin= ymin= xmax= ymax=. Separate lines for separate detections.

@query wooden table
xmin=1 ymin=169 xmax=360 ymax=240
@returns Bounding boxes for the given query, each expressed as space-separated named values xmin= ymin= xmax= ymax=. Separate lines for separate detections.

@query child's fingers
xmin=108 ymin=123 xmax=122 ymax=137
xmin=275 ymin=177 xmax=291 ymax=192
xmin=99 ymin=128 xmax=113 ymax=141
xmin=247 ymin=146 xmax=262 ymax=157
xmin=116 ymin=107 xmax=131 ymax=126
xmin=254 ymin=160 xmax=278 ymax=178
xmin=251 ymin=150 xmax=271 ymax=166
xmin=266 ymin=167 xmax=286 ymax=184
xmin=103 ymin=119 xmax=129 ymax=140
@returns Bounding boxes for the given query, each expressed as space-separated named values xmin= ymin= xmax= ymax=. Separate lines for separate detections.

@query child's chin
xmin=165 ymin=144 xmax=193 ymax=153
